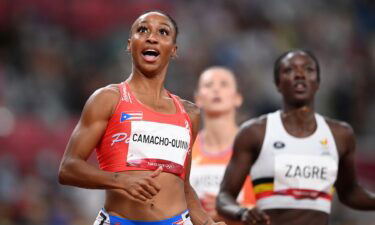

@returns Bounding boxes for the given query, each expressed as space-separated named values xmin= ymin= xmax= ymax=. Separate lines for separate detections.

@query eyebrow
xmin=138 ymin=21 xmax=172 ymax=28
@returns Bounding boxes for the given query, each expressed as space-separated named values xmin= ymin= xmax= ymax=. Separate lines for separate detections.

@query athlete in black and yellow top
xmin=217 ymin=50 xmax=375 ymax=225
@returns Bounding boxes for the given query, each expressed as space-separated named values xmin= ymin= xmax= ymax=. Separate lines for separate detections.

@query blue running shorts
xmin=93 ymin=208 xmax=192 ymax=225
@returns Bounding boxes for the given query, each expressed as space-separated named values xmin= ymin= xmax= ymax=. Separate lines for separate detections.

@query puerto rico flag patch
xmin=120 ymin=111 xmax=143 ymax=122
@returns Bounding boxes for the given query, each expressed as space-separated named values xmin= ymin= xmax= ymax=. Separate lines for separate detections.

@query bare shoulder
xmin=179 ymin=98 xmax=200 ymax=119
xmin=236 ymin=114 xmax=267 ymax=146
xmin=233 ymin=114 xmax=267 ymax=158
xmin=324 ymin=117 xmax=355 ymax=140
xmin=82 ymin=83 xmax=121 ymax=119
xmin=239 ymin=114 xmax=267 ymax=136
xmin=88 ymin=84 xmax=120 ymax=104
xmin=178 ymin=98 xmax=200 ymax=138
xmin=92 ymin=84 xmax=120 ymax=98
xmin=324 ymin=116 xmax=356 ymax=156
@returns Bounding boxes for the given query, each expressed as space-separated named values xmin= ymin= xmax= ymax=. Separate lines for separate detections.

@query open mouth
xmin=294 ymin=82 xmax=307 ymax=92
xmin=212 ymin=96 xmax=222 ymax=103
xmin=142 ymin=49 xmax=160 ymax=62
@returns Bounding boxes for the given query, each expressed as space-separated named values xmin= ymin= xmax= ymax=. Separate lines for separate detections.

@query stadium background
xmin=0 ymin=0 xmax=374 ymax=224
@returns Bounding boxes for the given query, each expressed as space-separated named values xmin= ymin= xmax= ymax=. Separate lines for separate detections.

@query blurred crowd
xmin=0 ymin=0 xmax=374 ymax=224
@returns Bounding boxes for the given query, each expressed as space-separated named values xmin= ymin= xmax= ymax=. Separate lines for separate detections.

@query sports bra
xmin=96 ymin=82 xmax=193 ymax=180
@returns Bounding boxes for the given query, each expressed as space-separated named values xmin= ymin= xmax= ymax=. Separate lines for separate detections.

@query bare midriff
xmin=104 ymin=170 xmax=187 ymax=221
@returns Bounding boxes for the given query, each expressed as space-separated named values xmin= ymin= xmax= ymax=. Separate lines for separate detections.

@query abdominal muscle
xmin=104 ymin=170 xmax=187 ymax=221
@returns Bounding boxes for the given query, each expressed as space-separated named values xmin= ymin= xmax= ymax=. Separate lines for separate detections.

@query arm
xmin=58 ymin=86 xmax=120 ymax=189
xmin=216 ymin=119 xmax=261 ymax=219
xmin=332 ymin=121 xmax=375 ymax=210
xmin=217 ymin=117 xmax=270 ymax=224
xmin=182 ymin=100 xmax=218 ymax=225
xmin=58 ymin=85 xmax=161 ymax=201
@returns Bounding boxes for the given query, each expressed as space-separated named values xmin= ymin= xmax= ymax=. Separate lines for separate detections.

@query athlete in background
xmin=190 ymin=67 xmax=256 ymax=224
xmin=217 ymin=50 xmax=375 ymax=225
xmin=58 ymin=10 xmax=224 ymax=225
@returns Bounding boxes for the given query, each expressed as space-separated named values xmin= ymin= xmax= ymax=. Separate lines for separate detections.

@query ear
xmin=127 ymin=39 xmax=131 ymax=52
xmin=234 ymin=93 xmax=243 ymax=108
xmin=171 ymin=44 xmax=178 ymax=58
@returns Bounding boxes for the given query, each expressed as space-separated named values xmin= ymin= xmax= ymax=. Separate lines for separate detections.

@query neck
xmin=282 ymin=102 xmax=315 ymax=121
xmin=281 ymin=103 xmax=317 ymax=137
xmin=201 ymin=111 xmax=238 ymax=153
xmin=127 ymin=66 xmax=168 ymax=99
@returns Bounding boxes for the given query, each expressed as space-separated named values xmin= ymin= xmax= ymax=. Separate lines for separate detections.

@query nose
xmin=294 ymin=67 xmax=306 ymax=80
xmin=211 ymin=84 xmax=221 ymax=94
xmin=146 ymin=32 xmax=158 ymax=44
xmin=212 ymin=88 xmax=219 ymax=94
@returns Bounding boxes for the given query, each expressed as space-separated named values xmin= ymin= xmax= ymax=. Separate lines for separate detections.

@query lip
xmin=212 ymin=96 xmax=222 ymax=103
xmin=141 ymin=48 xmax=160 ymax=63
xmin=141 ymin=54 xmax=159 ymax=63
xmin=293 ymin=82 xmax=307 ymax=92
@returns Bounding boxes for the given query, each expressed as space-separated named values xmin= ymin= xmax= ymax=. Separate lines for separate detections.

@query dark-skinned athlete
xmin=217 ymin=49 xmax=375 ymax=225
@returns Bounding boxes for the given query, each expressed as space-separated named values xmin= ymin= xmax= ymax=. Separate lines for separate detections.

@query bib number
xmin=127 ymin=121 xmax=190 ymax=175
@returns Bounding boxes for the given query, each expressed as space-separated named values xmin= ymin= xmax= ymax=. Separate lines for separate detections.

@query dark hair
xmin=273 ymin=49 xmax=320 ymax=85
xmin=131 ymin=10 xmax=179 ymax=43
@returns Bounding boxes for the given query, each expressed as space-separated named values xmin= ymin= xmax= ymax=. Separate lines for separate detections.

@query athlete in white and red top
xmin=58 ymin=10 xmax=225 ymax=225
xmin=217 ymin=50 xmax=375 ymax=225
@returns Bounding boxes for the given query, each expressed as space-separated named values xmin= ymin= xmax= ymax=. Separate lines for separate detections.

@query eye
xmin=160 ymin=28 xmax=169 ymax=35
xmin=137 ymin=26 xmax=148 ymax=33
xmin=283 ymin=67 xmax=292 ymax=74
xmin=203 ymin=82 xmax=213 ymax=88
xmin=306 ymin=66 xmax=315 ymax=72
xmin=220 ymin=81 xmax=229 ymax=88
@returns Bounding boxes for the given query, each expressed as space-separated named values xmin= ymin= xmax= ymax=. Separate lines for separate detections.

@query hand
xmin=120 ymin=166 xmax=162 ymax=202
xmin=241 ymin=207 xmax=270 ymax=225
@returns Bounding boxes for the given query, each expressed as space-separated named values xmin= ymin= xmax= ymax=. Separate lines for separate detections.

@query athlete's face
xmin=127 ymin=12 xmax=177 ymax=76
xmin=195 ymin=68 xmax=242 ymax=116
xmin=277 ymin=52 xmax=319 ymax=106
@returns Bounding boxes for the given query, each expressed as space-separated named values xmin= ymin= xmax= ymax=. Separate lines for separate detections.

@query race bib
xmin=190 ymin=164 xmax=248 ymax=203
xmin=127 ymin=121 xmax=190 ymax=175
xmin=274 ymin=154 xmax=337 ymax=194
xmin=190 ymin=165 xmax=226 ymax=197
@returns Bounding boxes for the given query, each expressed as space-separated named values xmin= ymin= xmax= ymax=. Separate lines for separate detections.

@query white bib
xmin=274 ymin=154 xmax=337 ymax=193
xmin=127 ymin=121 xmax=190 ymax=174
xmin=190 ymin=165 xmax=225 ymax=198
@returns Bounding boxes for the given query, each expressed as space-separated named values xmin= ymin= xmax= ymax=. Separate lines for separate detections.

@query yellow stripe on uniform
xmin=253 ymin=183 xmax=274 ymax=194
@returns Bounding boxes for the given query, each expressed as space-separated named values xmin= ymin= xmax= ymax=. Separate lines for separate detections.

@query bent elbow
xmin=336 ymin=186 xmax=365 ymax=210
xmin=337 ymin=195 xmax=350 ymax=207
xmin=216 ymin=192 xmax=228 ymax=212
xmin=58 ymin=160 xmax=73 ymax=185
xmin=58 ymin=166 xmax=68 ymax=185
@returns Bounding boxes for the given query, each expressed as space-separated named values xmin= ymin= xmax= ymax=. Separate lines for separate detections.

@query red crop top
xmin=96 ymin=82 xmax=193 ymax=180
